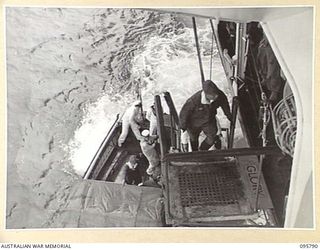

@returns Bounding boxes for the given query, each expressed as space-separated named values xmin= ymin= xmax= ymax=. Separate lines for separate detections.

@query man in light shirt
xmin=118 ymin=100 xmax=144 ymax=147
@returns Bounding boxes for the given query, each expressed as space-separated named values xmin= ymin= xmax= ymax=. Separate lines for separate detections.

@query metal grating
xmin=178 ymin=169 xmax=239 ymax=207
xmin=164 ymin=159 xmax=257 ymax=224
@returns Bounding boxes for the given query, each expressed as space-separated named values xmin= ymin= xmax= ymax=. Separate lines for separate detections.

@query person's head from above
xmin=141 ymin=129 xmax=150 ymax=138
xmin=128 ymin=155 xmax=138 ymax=169
xmin=203 ymin=80 xmax=219 ymax=101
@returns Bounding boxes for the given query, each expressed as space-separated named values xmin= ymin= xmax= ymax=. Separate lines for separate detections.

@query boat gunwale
xmin=83 ymin=113 xmax=122 ymax=179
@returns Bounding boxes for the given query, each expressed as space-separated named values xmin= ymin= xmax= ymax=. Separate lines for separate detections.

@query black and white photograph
xmin=5 ymin=6 xmax=314 ymax=230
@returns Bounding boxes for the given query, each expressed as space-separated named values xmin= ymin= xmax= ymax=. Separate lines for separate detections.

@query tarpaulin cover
xmin=49 ymin=180 xmax=164 ymax=227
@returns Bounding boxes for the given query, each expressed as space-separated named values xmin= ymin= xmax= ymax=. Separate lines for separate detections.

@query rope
xmin=209 ymin=23 xmax=215 ymax=80
xmin=246 ymin=36 xmax=273 ymax=212
xmin=192 ymin=17 xmax=205 ymax=84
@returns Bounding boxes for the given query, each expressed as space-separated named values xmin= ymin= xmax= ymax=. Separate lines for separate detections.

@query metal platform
xmin=164 ymin=157 xmax=258 ymax=225
xmin=178 ymin=167 xmax=239 ymax=208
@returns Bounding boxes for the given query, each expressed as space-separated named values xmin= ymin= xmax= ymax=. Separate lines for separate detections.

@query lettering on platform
xmin=246 ymin=165 xmax=265 ymax=197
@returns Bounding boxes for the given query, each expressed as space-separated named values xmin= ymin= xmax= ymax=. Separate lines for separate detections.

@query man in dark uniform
xmin=179 ymin=80 xmax=232 ymax=151
xmin=123 ymin=155 xmax=142 ymax=185
xmin=257 ymin=35 xmax=285 ymax=105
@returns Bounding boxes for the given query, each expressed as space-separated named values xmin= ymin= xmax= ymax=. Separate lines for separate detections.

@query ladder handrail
xmin=163 ymin=91 xmax=181 ymax=150
xmin=228 ymin=96 xmax=239 ymax=149
xmin=154 ymin=95 xmax=168 ymax=159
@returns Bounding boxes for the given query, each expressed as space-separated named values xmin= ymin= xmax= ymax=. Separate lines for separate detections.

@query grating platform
xmin=178 ymin=168 xmax=239 ymax=207
xmin=164 ymin=159 xmax=256 ymax=225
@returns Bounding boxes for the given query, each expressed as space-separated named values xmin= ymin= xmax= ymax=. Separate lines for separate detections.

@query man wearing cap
xmin=179 ymin=80 xmax=232 ymax=151
xmin=118 ymin=100 xmax=144 ymax=147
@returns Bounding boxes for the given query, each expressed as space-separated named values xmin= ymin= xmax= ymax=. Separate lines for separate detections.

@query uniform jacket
xmin=124 ymin=165 xmax=142 ymax=185
xmin=179 ymin=90 xmax=231 ymax=130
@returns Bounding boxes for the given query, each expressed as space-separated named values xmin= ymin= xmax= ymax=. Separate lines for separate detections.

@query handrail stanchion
xmin=163 ymin=92 xmax=180 ymax=127
xmin=170 ymin=114 xmax=176 ymax=149
xmin=228 ymin=96 xmax=239 ymax=149
xmin=163 ymin=91 xmax=181 ymax=151
xmin=154 ymin=95 xmax=168 ymax=159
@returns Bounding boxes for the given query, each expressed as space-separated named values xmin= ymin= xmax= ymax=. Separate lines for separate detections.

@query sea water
xmin=6 ymin=7 xmax=235 ymax=228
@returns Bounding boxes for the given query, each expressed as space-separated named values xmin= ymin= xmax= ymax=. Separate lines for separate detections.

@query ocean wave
xmin=6 ymin=7 xmax=230 ymax=228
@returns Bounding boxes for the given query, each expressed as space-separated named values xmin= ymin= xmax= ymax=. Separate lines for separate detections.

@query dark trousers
xmin=187 ymin=120 xmax=219 ymax=151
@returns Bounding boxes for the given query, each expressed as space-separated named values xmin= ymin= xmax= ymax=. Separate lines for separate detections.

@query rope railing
xmin=271 ymin=94 xmax=296 ymax=157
